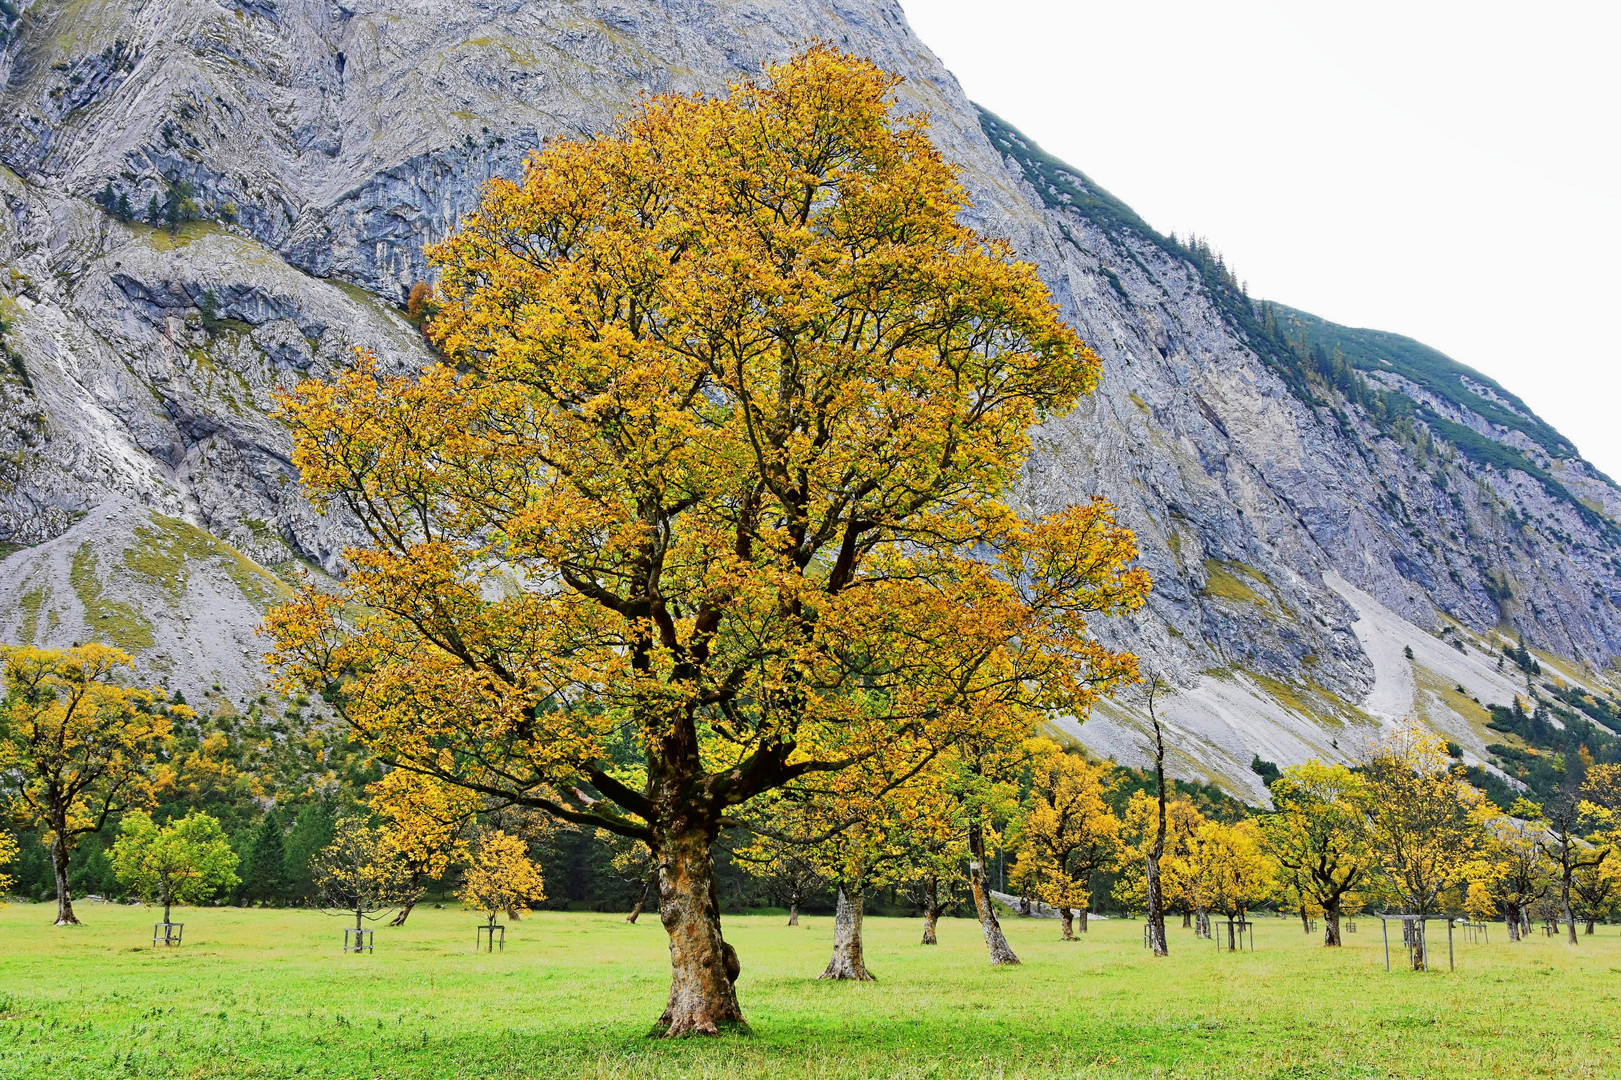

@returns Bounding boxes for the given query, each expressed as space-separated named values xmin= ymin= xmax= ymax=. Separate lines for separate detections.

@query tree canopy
xmin=267 ymin=45 xmax=1147 ymax=1034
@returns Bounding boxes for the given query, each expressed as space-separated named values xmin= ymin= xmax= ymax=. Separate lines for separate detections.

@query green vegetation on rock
xmin=123 ymin=512 xmax=287 ymax=608
xmin=69 ymin=543 xmax=154 ymax=651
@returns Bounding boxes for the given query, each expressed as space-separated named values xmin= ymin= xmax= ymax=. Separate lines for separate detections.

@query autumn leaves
xmin=266 ymin=45 xmax=1149 ymax=1034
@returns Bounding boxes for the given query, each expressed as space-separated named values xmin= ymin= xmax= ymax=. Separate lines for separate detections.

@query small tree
xmin=314 ymin=817 xmax=413 ymax=938
xmin=1199 ymin=820 xmax=1273 ymax=950
xmin=1010 ymin=739 xmax=1119 ymax=939
xmin=371 ymin=770 xmax=475 ymax=925
xmin=110 ymin=810 xmax=239 ymax=925
xmin=458 ymin=830 xmax=546 ymax=927
xmin=237 ymin=810 xmax=287 ymax=906
xmin=1361 ymin=725 xmax=1488 ymax=969
xmin=1571 ymin=857 xmax=1618 ymax=933
xmin=1537 ymin=778 xmax=1609 ymax=945
xmin=1260 ymin=761 xmax=1374 ymax=946
xmin=1469 ymin=801 xmax=1552 ymax=941
xmin=0 ymin=645 xmax=175 ymax=925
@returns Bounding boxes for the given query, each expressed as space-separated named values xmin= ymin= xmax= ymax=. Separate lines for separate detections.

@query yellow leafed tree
xmin=1009 ymin=738 xmax=1119 ymax=939
xmin=1259 ymin=761 xmax=1374 ymax=946
xmin=0 ymin=644 xmax=176 ymax=925
xmin=458 ymin=830 xmax=547 ymax=927
xmin=1361 ymin=724 xmax=1488 ymax=968
xmin=265 ymin=46 xmax=1147 ymax=1033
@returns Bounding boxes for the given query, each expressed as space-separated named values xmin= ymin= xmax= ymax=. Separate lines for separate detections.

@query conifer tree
xmin=239 ymin=810 xmax=286 ymax=906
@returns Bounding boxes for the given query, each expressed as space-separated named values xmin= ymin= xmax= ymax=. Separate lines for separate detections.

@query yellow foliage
xmin=457 ymin=830 xmax=546 ymax=923
xmin=1009 ymin=739 xmax=1118 ymax=913
xmin=264 ymin=47 xmax=1147 ymax=878
xmin=0 ymin=644 xmax=174 ymax=861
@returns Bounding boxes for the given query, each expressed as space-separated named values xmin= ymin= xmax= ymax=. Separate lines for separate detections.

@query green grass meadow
xmin=0 ymin=902 xmax=1616 ymax=1079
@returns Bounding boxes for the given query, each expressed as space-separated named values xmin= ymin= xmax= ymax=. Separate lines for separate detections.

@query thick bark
xmin=1505 ymin=903 xmax=1521 ymax=942
xmin=1323 ymin=900 xmax=1342 ymax=947
xmin=968 ymin=820 xmax=1020 ymax=965
xmin=1076 ymin=906 xmax=1088 ymax=934
xmin=51 ymin=832 xmax=77 ymax=926
xmin=1059 ymin=907 xmax=1074 ymax=940
xmin=1299 ymin=906 xmax=1311 ymax=934
xmin=787 ymin=901 xmax=798 ymax=927
xmin=654 ymin=823 xmax=744 ymax=1036
xmin=920 ymin=875 xmax=939 ymax=945
xmin=389 ymin=898 xmax=418 ymax=927
xmin=820 ymin=882 xmax=874 ymax=981
xmin=1585 ymin=919 xmax=1595 ymax=934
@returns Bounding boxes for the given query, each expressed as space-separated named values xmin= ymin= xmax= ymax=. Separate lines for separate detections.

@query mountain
xmin=1 ymin=0 xmax=1616 ymax=800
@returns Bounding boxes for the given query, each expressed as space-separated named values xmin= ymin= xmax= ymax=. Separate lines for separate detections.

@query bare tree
xmin=1142 ymin=673 xmax=1173 ymax=957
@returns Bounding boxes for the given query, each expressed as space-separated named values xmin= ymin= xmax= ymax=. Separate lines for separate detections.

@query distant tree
xmin=458 ymin=830 xmax=546 ymax=927
xmin=238 ymin=810 xmax=286 ymax=905
xmin=283 ymin=804 xmax=336 ymax=904
xmin=110 ymin=809 xmax=239 ymax=925
xmin=1537 ymin=775 xmax=1608 ymax=946
xmin=1009 ymin=739 xmax=1119 ymax=939
xmin=1469 ymin=801 xmax=1551 ymax=940
xmin=1198 ymin=820 xmax=1273 ymax=950
xmin=1571 ymin=857 xmax=1618 ymax=933
xmin=1260 ymin=761 xmax=1374 ymax=946
xmin=0 ymin=645 xmax=175 ymax=925
xmin=1361 ymin=725 xmax=1488 ymax=968
xmin=371 ymin=770 xmax=474 ymax=926
xmin=314 ymin=817 xmax=414 ymax=936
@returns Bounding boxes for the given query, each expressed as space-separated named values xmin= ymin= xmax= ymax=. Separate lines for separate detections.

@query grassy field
xmin=0 ymin=902 xmax=1616 ymax=1080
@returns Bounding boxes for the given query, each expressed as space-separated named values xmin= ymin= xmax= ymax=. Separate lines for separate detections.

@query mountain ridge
xmin=0 ymin=0 xmax=1617 ymax=800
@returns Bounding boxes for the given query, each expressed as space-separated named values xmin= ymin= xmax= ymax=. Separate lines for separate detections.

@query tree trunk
xmin=820 ymin=882 xmax=875 ymax=981
xmin=1323 ymin=900 xmax=1342 ymax=947
xmin=1520 ymin=908 xmax=1531 ymax=939
xmin=1019 ymin=895 xmax=1032 ymax=916
xmin=505 ymin=905 xmax=522 ymax=922
xmin=654 ymin=823 xmax=744 ymax=1036
xmin=1584 ymin=918 xmax=1595 ymax=935
xmin=787 ymin=900 xmax=799 ymax=927
xmin=1561 ymin=876 xmax=1578 ymax=945
xmin=1059 ymin=907 xmax=1074 ymax=940
xmin=626 ymin=899 xmax=645 ymax=924
xmin=1505 ymin=903 xmax=1520 ymax=942
xmin=1144 ymin=854 xmax=1168 ymax=956
xmin=1411 ymin=919 xmax=1427 ymax=971
xmin=968 ymin=820 xmax=1020 ymax=965
xmin=1181 ymin=908 xmax=1191 ymax=928
xmin=1077 ymin=906 xmax=1088 ymax=934
xmin=51 ymin=831 xmax=77 ymax=926
xmin=162 ymin=880 xmax=173 ymax=927
xmin=1194 ymin=907 xmax=1209 ymax=939
xmin=390 ymin=897 xmax=419 ymax=927
xmin=1299 ymin=905 xmax=1311 ymax=934
xmin=921 ymin=875 xmax=939 ymax=945
xmin=627 ymin=870 xmax=656 ymax=924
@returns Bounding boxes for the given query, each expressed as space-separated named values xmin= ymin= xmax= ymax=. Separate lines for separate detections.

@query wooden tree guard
xmin=151 ymin=922 xmax=183 ymax=947
xmin=343 ymin=928 xmax=374 ymax=953
xmin=1378 ymin=914 xmax=1453 ymax=972
xmin=476 ymin=924 xmax=506 ymax=953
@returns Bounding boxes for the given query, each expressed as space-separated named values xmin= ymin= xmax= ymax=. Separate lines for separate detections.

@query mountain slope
xmin=0 ymin=0 xmax=1616 ymax=798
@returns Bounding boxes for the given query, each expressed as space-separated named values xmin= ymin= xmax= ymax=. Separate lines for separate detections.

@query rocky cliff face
xmin=1 ymin=0 xmax=1616 ymax=797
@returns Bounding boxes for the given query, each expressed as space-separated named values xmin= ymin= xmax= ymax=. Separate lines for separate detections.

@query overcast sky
xmin=901 ymin=0 xmax=1621 ymax=478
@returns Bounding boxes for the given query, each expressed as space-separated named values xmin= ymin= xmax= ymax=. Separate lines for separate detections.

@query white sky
xmin=901 ymin=0 xmax=1621 ymax=478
